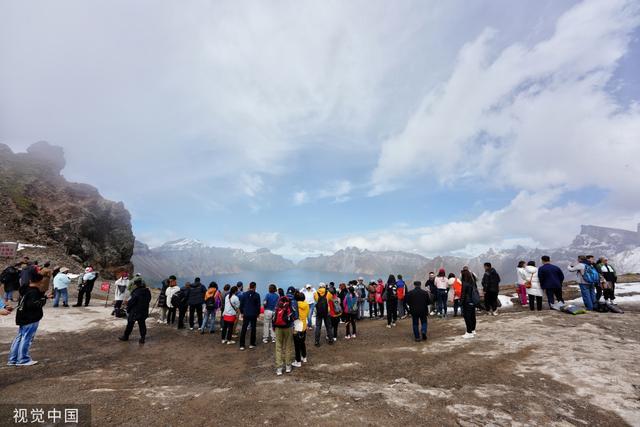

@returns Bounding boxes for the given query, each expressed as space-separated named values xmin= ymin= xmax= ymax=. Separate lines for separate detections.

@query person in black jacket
xmin=239 ymin=282 xmax=261 ymax=350
xmin=187 ymin=278 xmax=206 ymax=330
xmin=1 ymin=263 xmax=21 ymax=302
xmin=119 ymin=278 xmax=151 ymax=344
xmin=157 ymin=278 xmax=169 ymax=324
xmin=460 ymin=270 xmax=477 ymax=338
xmin=481 ymin=263 xmax=501 ymax=315
xmin=385 ymin=275 xmax=399 ymax=328
xmin=405 ymin=281 xmax=430 ymax=342
xmin=8 ymin=271 xmax=47 ymax=366
xmin=177 ymin=282 xmax=190 ymax=329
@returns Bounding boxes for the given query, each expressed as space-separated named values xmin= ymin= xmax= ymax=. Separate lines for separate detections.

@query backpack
xmin=331 ymin=296 xmax=343 ymax=315
xmin=171 ymin=290 xmax=186 ymax=308
xmin=205 ymin=294 xmax=217 ymax=311
xmin=582 ymin=264 xmax=600 ymax=285
xmin=316 ymin=292 xmax=328 ymax=312
xmin=471 ymin=284 xmax=481 ymax=306
xmin=273 ymin=296 xmax=293 ymax=327
xmin=347 ymin=294 xmax=358 ymax=314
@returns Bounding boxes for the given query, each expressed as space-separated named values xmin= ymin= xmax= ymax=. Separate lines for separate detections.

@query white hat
xmin=305 ymin=284 xmax=312 ymax=289
xmin=318 ymin=282 xmax=326 ymax=288
xmin=358 ymin=277 xmax=364 ymax=281
xmin=60 ymin=267 xmax=69 ymax=273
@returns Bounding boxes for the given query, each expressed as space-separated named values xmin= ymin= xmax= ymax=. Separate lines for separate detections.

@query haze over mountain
xmin=134 ymin=223 xmax=640 ymax=283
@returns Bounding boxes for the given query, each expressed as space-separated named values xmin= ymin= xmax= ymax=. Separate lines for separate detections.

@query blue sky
xmin=1 ymin=0 xmax=639 ymax=259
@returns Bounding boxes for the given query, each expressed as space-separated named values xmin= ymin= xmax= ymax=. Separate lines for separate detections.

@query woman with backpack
xmin=343 ymin=286 xmax=358 ymax=339
xmin=292 ymin=291 xmax=308 ymax=368
xmin=367 ymin=281 xmax=377 ymax=318
xmin=221 ymin=286 xmax=240 ymax=345
xmin=460 ymin=270 xmax=478 ymax=338
xmin=164 ymin=276 xmax=180 ymax=326
xmin=274 ymin=289 xmax=296 ymax=375
xmin=201 ymin=282 xmax=220 ymax=334
xmin=328 ymin=288 xmax=342 ymax=341
xmin=384 ymin=275 xmax=398 ymax=328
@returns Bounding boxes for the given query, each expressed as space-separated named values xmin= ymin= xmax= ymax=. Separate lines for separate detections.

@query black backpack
xmin=171 ymin=290 xmax=187 ymax=307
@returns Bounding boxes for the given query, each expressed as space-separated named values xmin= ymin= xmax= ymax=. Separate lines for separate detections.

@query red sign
xmin=0 ymin=242 xmax=18 ymax=258
xmin=100 ymin=282 xmax=110 ymax=292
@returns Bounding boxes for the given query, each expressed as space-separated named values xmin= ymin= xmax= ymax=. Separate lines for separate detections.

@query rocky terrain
xmin=0 ymin=142 xmax=135 ymax=278
xmin=132 ymin=239 xmax=294 ymax=281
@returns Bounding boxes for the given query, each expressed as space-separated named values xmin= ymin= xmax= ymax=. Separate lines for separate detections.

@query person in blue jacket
xmin=239 ymin=282 xmax=261 ymax=350
xmin=538 ymin=255 xmax=565 ymax=308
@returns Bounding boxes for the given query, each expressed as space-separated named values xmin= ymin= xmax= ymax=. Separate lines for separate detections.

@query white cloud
xmin=237 ymin=232 xmax=285 ymax=250
xmin=293 ymin=180 xmax=353 ymax=205
xmin=371 ymin=0 xmax=640 ymax=204
xmin=292 ymin=191 xmax=308 ymax=206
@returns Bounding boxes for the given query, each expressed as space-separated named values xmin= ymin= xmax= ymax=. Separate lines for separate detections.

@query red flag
xmin=100 ymin=282 xmax=110 ymax=292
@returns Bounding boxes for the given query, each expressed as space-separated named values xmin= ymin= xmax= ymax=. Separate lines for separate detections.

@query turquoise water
xmin=153 ymin=269 xmax=381 ymax=295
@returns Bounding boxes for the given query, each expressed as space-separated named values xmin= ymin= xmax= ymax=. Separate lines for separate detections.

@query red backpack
xmin=273 ymin=296 xmax=292 ymax=327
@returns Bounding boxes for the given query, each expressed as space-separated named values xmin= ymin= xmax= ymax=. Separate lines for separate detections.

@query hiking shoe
xmin=392 ymin=323 xmax=397 ymax=327
xmin=285 ymin=365 xmax=292 ymax=373
xmin=314 ymin=342 xmax=321 ymax=347
xmin=463 ymin=332 xmax=474 ymax=339
xmin=53 ymin=305 xmax=59 ymax=308
xmin=333 ymin=337 xmax=337 ymax=342
xmin=345 ymin=335 xmax=351 ymax=340
xmin=301 ymin=357 xmax=307 ymax=363
xmin=422 ymin=333 xmax=427 ymax=341
xmin=292 ymin=361 xmax=302 ymax=368
xmin=7 ymin=362 xmax=16 ymax=366
xmin=16 ymin=360 xmax=38 ymax=366
xmin=276 ymin=368 xmax=283 ymax=376
xmin=221 ymin=340 xmax=227 ymax=344
xmin=272 ymin=338 xmax=276 ymax=343
xmin=63 ymin=304 xmax=69 ymax=307
xmin=249 ymin=345 xmax=255 ymax=349
xmin=386 ymin=325 xmax=392 ymax=329
xmin=239 ymin=347 xmax=245 ymax=351
xmin=139 ymin=337 xmax=145 ymax=344
xmin=190 ymin=327 xmax=194 ymax=331
xmin=472 ymin=331 xmax=476 ymax=336
xmin=227 ymin=340 xmax=236 ymax=345
xmin=415 ymin=338 xmax=421 ymax=342
xmin=352 ymin=334 xmax=356 ymax=339
xmin=118 ymin=336 xmax=128 ymax=342
xmin=263 ymin=339 xmax=269 ymax=344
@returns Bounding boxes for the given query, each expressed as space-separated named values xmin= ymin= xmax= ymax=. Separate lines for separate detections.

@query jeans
xmin=123 ymin=317 xmax=147 ymax=339
xmin=436 ymin=289 xmax=448 ymax=317
xmin=53 ymin=288 xmax=68 ymax=306
xmin=201 ymin=309 xmax=217 ymax=332
xmin=358 ymin=300 xmax=365 ymax=319
xmin=463 ymin=303 xmax=476 ymax=333
xmin=314 ymin=312 xmax=333 ymax=344
xmin=9 ymin=321 xmax=39 ymax=364
xmin=545 ymin=288 xmax=564 ymax=306
xmin=294 ymin=331 xmax=307 ymax=362
xmin=275 ymin=327 xmax=294 ymax=368
xmin=263 ymin=310 xmax=275 ymax=341
xmin=307 ymin=303 xmax=315 ymax=327
xmin=239 ymin=316 xmax=257 ymax=347
xmin=4 ymin=290 xmax=14 ymax=301
xmin=386 ymin=298 xmax=397 ymax=325
xmin=411 ymin=314 xmax=427 ymax=339
xmin=398 ymin=299 xmax=405 ymax=317
xmin=369 ymin=301 xmax=377 ymax=318
xmin=579 ymin=283 xmax=597 ymax=311
xmin=188 ymin=304 xmax=203 ymax=329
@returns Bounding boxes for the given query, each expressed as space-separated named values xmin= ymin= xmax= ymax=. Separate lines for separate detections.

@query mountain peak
xmin=160 ymin=238 xmax=205 ymax=250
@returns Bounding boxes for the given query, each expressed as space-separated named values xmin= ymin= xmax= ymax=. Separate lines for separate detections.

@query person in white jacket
xmin=164 ymin=279 xmax=181 ymax=326
xmin=515 ymin=261 xmax=529 ymax=307
xmin=301 ymin=284 xmax=316 ymax=329
xmin=112 ymin=272 xmax=129 ymax=316
xmin=525 ymin=261 xmax=543 ymax=311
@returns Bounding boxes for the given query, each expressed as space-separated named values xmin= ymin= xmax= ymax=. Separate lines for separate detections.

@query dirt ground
xmin=1 ymin=290 xmax=640 ymax=426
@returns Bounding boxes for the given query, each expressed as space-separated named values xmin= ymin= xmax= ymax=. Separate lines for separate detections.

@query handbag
xmin=525 ymin=273 xmax=534 ymax=289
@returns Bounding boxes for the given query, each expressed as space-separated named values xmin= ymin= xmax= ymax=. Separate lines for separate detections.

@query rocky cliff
xmin=0 ymin=142 xmax=135 ymax=278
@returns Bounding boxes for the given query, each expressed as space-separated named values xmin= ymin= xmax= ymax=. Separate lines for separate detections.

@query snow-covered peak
xmin=159 ymin=238 xmax=205 ymax=251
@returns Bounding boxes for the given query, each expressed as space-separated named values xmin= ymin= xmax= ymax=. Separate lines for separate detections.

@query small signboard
xmin=0 ymin=242 xmax=18 ymax=258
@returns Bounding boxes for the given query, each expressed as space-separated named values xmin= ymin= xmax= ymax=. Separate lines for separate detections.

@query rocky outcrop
xmin=298 ymin=247 xmax=428 ymax=276
xmin=0 ymin=142 xmax=134 ymax=278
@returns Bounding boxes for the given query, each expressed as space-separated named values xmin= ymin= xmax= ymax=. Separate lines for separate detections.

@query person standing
xmin=343 ymin=286 xmax=358 ymax=339
xmin=8 ymin=271 xmax=48 ymax=366
xmin=301 ymin=284 xmax=316 ymax=329
xmin=112 ymin=272 xmax=129 ymax=316
xmin=52 ymin=267 xmax=71 ymax=308
xmin=1 ymin=263 xmax=20 ymax=303
xmin=525 ymin=261 xmax=543 ymax=311
xmin=164 ymin=276 xmax=180 ymax=326
xmin=313 ymin=283 xmax=334 ymax=346
xmin=515 ymin=261 xmax=529 ymax=307
xmin=356 ymin=278 xmax=367 ymax=320
xmin=537 ymin=256 xmax=564 ymax=307
xmin=425 ymin=272 xmax=437 ymax=315
xmin=273 ymin=291 xmax=296 ymax=375
xmin=460 ymin=270 xmax=478 ymax=338
xmin=74 ymin=267 xmax=98 ymax=307
xmin=367 ymin=281 xmax=377 ymax=318
xmin=481 ymin=263 xmax=501 ymax=316
xmin=434 ymin=269 xmax=449 ymax=318
xmin=221 ymin=286 xmax=240 ymax=345
xmin=405 ymin=281 xmax=430 ymax=342
xmin=448 ymin=273 xmax=462 ymax=317
xmin=292 ymin=291 xmax=308 ymax=368
xmin=201 ymin=282 xmax=221 ymax=334
xmin=396 ymin=274 xmax=406 ymax=319
xmin=384 ymin=275 xmax=398 ymax=328
xmin=263 ymin=284 xmax=279 ymax=343
xmin=375 ymin=279 xmax=385 ymax=319
xmin=187 ymin=278 xmax=206 ymax=331
xmin=568 ymin=255 xmax=598 ymax=311
xmin=176 ymin=282 xmax=190 ymax=329
xmin=599 ymin=257 xmax=617 ymax=303
xmin=118 ymin=277 xmax=151 ymax=344
xmin=239 ymin=282 xmax=261 ymax=350
xmin=157 ymin=277 xmax=169 ymax=324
